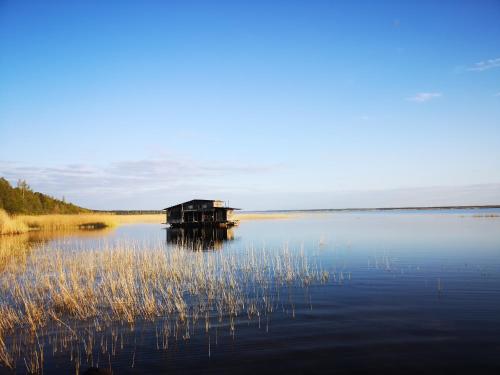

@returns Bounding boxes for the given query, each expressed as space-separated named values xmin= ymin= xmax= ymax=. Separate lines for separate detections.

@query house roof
xmin=163 ymin=199 xmax=240 ymax=211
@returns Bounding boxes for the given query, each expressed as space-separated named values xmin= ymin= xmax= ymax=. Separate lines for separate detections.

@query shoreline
xmin=240 ymin=205 xmax=500 ymax=214
xmin=97 ymin=205 xmax=500 ymax=216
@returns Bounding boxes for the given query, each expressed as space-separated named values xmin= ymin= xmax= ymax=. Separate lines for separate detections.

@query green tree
xmin=0 ymin=177 xmax=90 ymax=214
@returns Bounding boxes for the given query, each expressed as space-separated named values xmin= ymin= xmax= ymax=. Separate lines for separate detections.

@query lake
xmin=1 ymin=209 xmax=500 ymax=374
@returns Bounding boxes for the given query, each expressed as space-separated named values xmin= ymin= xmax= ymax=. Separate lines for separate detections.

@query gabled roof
xmin=163 ymin=199 xmax=239 ymax=210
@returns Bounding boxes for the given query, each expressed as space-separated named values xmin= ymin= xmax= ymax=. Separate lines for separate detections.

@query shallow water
xmin=1 ymin=210 xmax=500 ymax=374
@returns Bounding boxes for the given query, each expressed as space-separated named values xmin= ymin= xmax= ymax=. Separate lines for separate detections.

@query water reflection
xmin=1 ymin=212 xmax=500 ymax=374
xmin=166 ymin=226 xmax=234 ymax=250
xmin=0 ymin=228 xmax=116 ymax=272
xmin=0 ymin=233 xmax=325 ymax=374
xmin=0 ymin=233 xmax=42 ymax=272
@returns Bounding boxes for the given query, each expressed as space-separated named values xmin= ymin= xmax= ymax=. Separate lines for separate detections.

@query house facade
xmin=164 ymin=199 xmax=239 ymax=227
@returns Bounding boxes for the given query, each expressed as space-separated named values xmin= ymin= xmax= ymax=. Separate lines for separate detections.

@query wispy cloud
xmin=495 ymin=92 xmax=500 ymax=97
xmin=356 ymin=115 xmax=371 ymax=121
xmin=0 ymin=157 xmax=282 ymax=209
xmin=407 ymin=92 xmax=442 ymax=103
xmin=467 ymin=57 xmax=500 ymax=72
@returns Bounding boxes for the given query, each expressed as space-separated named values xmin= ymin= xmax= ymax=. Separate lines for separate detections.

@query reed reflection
xmin=0 ymin=228 xmax=116 ymax=272
xmin=166 ymin=226 xmax=234 ymax=250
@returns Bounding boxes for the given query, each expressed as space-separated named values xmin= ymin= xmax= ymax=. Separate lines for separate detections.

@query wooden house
xmin=164 ymin=199 xmax=239 ymax=227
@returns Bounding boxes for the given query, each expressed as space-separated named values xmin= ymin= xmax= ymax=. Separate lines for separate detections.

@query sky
xmin=1 ymin=0 xmax=500 ymax=210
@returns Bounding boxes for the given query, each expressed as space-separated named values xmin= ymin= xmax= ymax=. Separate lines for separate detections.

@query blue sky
xmin=1 ymin=0 xmax=499 ymax=210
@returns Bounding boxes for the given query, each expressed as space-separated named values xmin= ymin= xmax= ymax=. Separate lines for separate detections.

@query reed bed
xmin=113 ymin=213 xmax=164 ymax=224
xmin=17 ymin=213 xmax=118 ymax=231
xmin=0 ymin=241 xmax=330 ymax=373
xmin=0 ymin=234 xmax=36 ymax=273
xmin=0 ymin=209 xmax=29 ymax=235
xmin=0 ymin=211 xmax=166 ymax=237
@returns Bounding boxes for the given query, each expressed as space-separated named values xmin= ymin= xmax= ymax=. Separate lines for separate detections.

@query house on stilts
xmin=164 ymin=199 xmax=239 ymax=228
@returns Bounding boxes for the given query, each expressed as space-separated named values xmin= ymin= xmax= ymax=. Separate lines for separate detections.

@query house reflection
xmin=166 ymin=226 xmax=234 ymax=250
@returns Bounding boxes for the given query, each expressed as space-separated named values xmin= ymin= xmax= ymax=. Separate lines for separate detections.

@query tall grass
xmin=0 ymin=230 xmax=118 ymax=272
xmin=113 ymin=213 xmax=164 ymax=224
xmin=0 ymin=234 xmax=33 ymax=274
xmin=1 ymin=210 xmax=165 ymax=236
xmin=0 ymin=241 xmax=330 ymax=372
xmin=0 ymin=209 xmax=29 ymax=235
xmin=17 ymin=213 xmax=118 ymax=231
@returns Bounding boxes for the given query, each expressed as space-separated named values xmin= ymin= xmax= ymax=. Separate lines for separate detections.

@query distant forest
xmin=0 ymin=177 xmax=89 ymax=215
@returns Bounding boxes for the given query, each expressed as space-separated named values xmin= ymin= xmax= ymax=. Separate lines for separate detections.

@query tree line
xmin=0 ymin=177 xmax=89 ymax=215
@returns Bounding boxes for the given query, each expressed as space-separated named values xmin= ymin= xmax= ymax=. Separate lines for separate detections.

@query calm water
xmin=2 ymin=210 xmax=500 ymax=374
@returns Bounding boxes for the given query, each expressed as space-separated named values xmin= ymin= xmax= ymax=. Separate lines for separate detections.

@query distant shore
xmin=240 ymin=205 xmax=500 ymax=214
xmin=97 ymin=205 xmax=500 ymax=216
xmin=88 ymin=206 xmax=500 ymax=223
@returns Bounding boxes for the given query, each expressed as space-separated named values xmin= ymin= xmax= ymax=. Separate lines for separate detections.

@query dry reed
xmin=0 ymin=209 xmax=29 ymax=235
xmin=17 ymin=213 xmax=118 ymax=231
xmin=1 ymin=212 xmax=166 ymax=237
xmin=0 ymin=240 xmax=330 ymax=372
xmin=471 ymin=214 xmax=500 ymax=218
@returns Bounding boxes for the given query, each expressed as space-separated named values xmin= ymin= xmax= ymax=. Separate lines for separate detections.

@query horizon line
xmin=95 ymin=204 xmax=500 ymax=214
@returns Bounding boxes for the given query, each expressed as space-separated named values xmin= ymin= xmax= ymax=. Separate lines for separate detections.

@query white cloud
xmin=468 ymin=57 xmax=500 ymax=72
xmin=0 ymin=158 xmax=282 ymax=209
xmin=407 ymin=92 xmax=442 ymax=103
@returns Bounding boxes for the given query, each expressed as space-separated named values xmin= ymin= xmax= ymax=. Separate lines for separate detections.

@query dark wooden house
xmin=164 ymin=199 xmax=239 ymax=227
